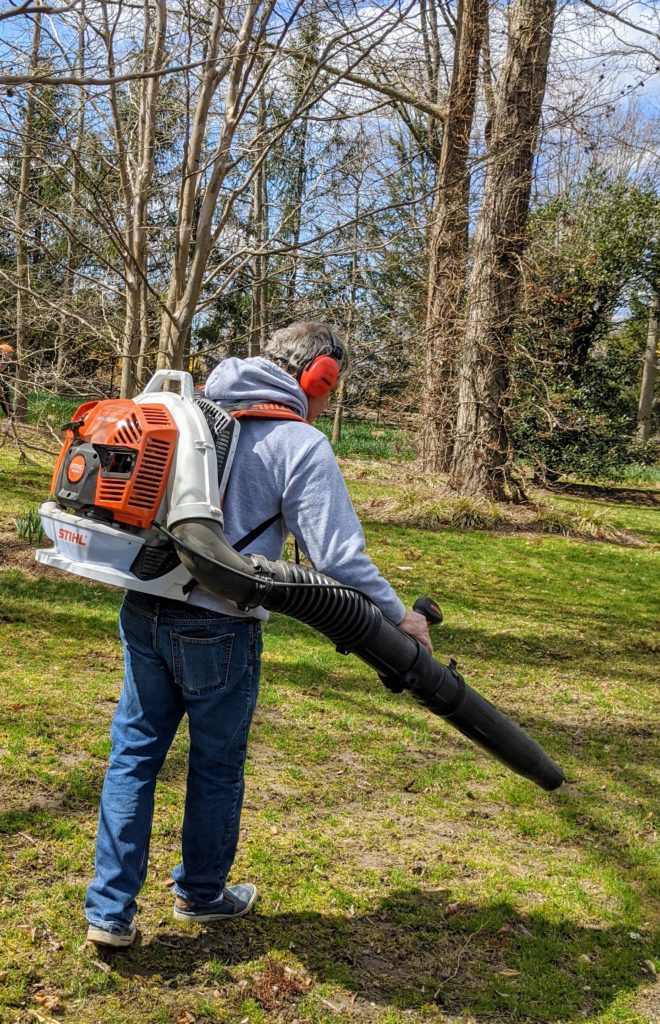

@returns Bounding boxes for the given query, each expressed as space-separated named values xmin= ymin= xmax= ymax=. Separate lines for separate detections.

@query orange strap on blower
xmin=229 ymin=401 xmax=306 ymax=423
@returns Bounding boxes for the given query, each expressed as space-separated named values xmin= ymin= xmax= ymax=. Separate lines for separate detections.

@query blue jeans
xmin=85 ymin=593 xmax=262 ymax=933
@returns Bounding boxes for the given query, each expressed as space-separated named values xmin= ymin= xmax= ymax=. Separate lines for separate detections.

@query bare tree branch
xmin=0 ymin=58 xmax=208 ymax=88
xmin=0 ymin=0 xmax=80 ymax=24
xmin=579 ymin=0 xmax=660 ymax=41
xmin=271 ymin=44 xmax=448 ymax=123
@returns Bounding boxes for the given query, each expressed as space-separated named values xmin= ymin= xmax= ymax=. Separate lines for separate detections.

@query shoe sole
xmin=87 ymin=925 xmax=136 ymax=948
xmin=173 ymin=887 xmax=257 ymax=922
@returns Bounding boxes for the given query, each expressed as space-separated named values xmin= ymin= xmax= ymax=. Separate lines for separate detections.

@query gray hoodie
xmin=188 ymin=356 xmax=406 ymax=624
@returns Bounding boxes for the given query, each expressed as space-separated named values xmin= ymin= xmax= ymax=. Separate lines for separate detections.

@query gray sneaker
xmin=87 ymin=922 xmax=137 ymax=948
xmin=173 ymin=883 xmax=257 ymax=922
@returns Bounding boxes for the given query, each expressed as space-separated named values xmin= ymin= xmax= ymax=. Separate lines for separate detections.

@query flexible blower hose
xmin=166 ymin=519 xmax=564 ymax=792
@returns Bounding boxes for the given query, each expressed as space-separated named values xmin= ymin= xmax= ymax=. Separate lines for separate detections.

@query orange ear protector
xmin=298 ymin=342 xmax=342 ymax=398
xmin=299 ymin=355 xmax=339 ymax=397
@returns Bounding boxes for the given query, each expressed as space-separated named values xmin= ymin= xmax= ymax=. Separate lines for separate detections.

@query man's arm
xmin=281 ymin=435 xmax=432 ymax=652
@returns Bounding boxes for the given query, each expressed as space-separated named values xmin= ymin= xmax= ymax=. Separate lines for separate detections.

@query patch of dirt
xmin=0 ymin=531 xmax=68 ymax=583
xmin=58 ymin=751 xmax=90 ymax=768
xmin=248 ymin=957 xmax=311 ymax=1012
xmin=3 ymin=786 xmax=66 ymax=815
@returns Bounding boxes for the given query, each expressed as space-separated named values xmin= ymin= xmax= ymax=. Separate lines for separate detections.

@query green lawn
xmin=0 ymin=446 xmax=658 ymax=1024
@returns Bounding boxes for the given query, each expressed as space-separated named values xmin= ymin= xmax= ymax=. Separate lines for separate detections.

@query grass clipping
xmin=365 ymin=490 xmax=634 ymax=542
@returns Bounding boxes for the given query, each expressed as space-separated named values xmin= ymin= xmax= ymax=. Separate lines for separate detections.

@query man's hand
xmin=398 ymin=609 xmax=433 ymax=654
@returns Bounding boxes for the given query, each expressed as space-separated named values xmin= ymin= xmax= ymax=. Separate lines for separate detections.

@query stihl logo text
xmin=58 ymin=527 xmax=87 ymax=546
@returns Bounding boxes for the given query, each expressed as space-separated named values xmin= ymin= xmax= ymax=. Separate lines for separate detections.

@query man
xmin=85 ymin=322 xmax=432 ymax=947
xmin=0 ymin=343 xmax=14 ymax=417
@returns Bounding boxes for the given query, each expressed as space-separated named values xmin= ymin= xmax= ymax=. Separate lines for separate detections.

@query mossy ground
xmin=0 ymin=443 xmax=658 ymax=1024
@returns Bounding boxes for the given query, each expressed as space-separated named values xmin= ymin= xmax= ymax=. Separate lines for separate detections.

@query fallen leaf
xmin=642 ymin=959 xmax=657 ymax=977
xmin=0 ymin=972 xmax=7 ymax=982
xmin=176 ymin=1012 xmax=196 ymax=1024
xmin=577 ymin=954 xmax=592 ymax=965
xmin=34 ymin=994 xmax=61 ymax=1012
xmin=497 ymin=969 xmax=520 ymax=977
xmin=445 ymin=903 xmax=460 ymax=915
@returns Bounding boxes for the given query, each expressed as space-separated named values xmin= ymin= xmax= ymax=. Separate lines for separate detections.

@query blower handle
xmin=413 ymin=596 xmax=443 ymax=625
xmin=139 ymin=369 xmax=195 ymax=400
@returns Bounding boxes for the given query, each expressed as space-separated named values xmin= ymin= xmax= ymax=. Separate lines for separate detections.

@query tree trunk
xmin=332 ymin=208 xmax=360 ymax=444
xmin=284 ymin=114 xmax=308 ymax=308
xmin=136 ymin=273 xmax=151 ymax=390
xmin=13 ymin=12 xmax=42 ymax=423
xmin=114 ymin=0 xmax=166 ymax=398
xmin=636 ymin=286 xmax=658 ymax=443
xmin=331 ymin=375 xmax=346 ymax=444
xmin=420 ymin=0 xmax=488 ymax=473
xmin=449 ymin=0 xmax=556 ymax=499
xmin=249 ymin=82 xmax=268 ymax=357
xmin=57 ymin=0 xmax=86 ymax=391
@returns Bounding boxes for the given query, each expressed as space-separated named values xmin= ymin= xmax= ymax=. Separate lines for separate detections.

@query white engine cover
xmin=36 ymin=502 xmax=194 ymax=598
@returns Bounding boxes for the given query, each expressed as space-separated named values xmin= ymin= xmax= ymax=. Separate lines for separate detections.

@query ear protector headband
xmin=298 ymin=342 xmax=342 ymax=398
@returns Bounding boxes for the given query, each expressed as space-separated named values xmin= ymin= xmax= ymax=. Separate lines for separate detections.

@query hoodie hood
xmin=205 ymin=357 xmax=308 ymax=419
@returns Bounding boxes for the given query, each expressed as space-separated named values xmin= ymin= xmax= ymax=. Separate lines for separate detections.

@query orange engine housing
xmin=52 ymin=399 xmax=177 ymax=529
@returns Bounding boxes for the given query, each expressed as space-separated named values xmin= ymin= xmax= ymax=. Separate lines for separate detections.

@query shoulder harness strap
xmin=227 ymin=400 xmax=307 ymax=424
xmin=225 ymin=400 xmax=306 ymax=553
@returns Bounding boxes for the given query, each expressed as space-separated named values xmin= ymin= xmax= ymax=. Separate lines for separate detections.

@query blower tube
xmin=165 ymin=519 xmax=564 ymax=793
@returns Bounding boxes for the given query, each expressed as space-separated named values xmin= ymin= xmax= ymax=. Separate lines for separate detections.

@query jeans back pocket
xmin=171 ymin=630 xmax=235 ymax=694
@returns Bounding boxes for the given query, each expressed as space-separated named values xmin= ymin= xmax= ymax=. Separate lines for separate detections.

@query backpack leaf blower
xmin=37 ymin=370 xmax=564 ymax=792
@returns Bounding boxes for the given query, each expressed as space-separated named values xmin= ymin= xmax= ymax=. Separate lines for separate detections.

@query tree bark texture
xmin=636 ymin=286 xmax=658 ymax=443
xmin=284 ymin=114 xmax=308 ymax=309
xmin=57 ymin=0 xmax=86 ymax=389
xmin=249 ymin=82 xmax=269 ymax=357
xmin=332 ymin=193 xmax=361 ymax=445
xmin=450 ymin=0 xmax=556 ymax=498
xmin=14 ymin=11 xmax=42 ymax=423
xmin=420 ymin=0 xmax=488 ymax=473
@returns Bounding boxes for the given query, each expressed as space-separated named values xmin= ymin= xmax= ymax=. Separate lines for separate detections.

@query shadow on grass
xmin=108 ymin=891 xmax=656 ymax=1022
xmin=265 ymin=609 xmax=656 ymax=681
xmin=548 ymin=482 xmax=659 ymax=507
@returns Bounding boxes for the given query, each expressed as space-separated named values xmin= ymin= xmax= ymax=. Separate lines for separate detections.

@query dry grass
xmin=362 ymin=488 xmax=640 ymax=544
xmin=367 ymin=491 xmax=506 ymax=532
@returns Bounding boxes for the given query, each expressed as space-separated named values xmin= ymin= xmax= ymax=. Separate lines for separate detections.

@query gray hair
xmin=263 ymin=322 xmax=349 ymax=380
